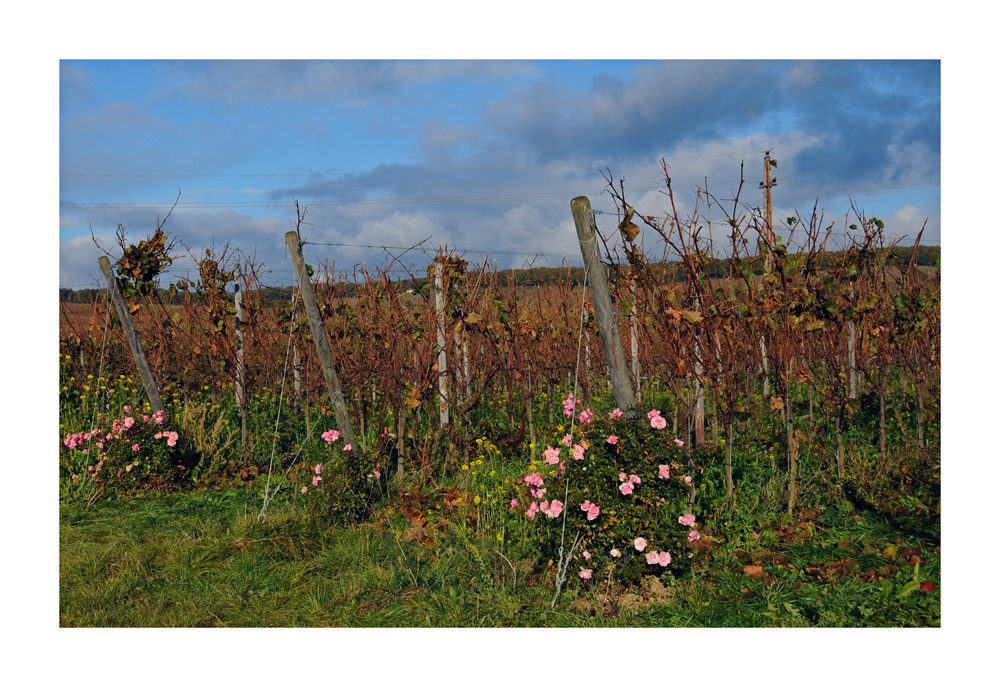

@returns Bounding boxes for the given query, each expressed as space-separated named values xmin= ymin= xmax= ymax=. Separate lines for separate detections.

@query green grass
xmin=60 ymin=487 xmax=940 ymax=628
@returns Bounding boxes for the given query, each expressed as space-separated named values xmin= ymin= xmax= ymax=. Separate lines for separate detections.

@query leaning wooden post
xmin=98 ymin=256 xmax=166 ymax=417
xmin=571 ymin=196 xmax=636 ymax=416
xmin=284 ymin=232 xmax=357 ymax=448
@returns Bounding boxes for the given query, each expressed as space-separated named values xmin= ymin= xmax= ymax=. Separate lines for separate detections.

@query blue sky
xmin=59 ymin=58 xmax=941 ymax=288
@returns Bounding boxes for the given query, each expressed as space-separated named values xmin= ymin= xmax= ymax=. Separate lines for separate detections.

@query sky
xmin=59 ymin=58 xmax=941 ymax=289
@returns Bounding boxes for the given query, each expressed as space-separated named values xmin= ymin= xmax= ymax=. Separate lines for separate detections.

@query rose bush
xmin=510 ymin=397 xmax=702 ymax=586
xmin=60 ymin=405 xmax=196 ymax=498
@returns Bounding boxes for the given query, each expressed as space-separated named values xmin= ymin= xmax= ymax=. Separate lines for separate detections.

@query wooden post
xmin=284 ymin=232 xmax=357 ymax=448
xmin=234 ymin=262 xmax=247 ymax=452
xmin=98 ymin=256 xmax=165 ymax=417
xmin=434 ymin=256 xmax=450 ymax=426
xmin=571 ymin=196 xmax=635 ymax=415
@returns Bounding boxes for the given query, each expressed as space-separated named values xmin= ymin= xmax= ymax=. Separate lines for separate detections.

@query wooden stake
xmin=98 ymin=256 xmax=165 ymax=417
xmin=571 ymin=196 xmax=636 ymax=416
xmin=234 ymin=262 xmax=247 ymax=452
xmin=434 ymin=256 xmax=450 ymax=426
xmin=284 ymin=232 xmax=357 ymax=448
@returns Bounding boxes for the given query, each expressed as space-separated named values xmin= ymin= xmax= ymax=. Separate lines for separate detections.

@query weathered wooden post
xmin=285 ymin=232 xmax=357 ymax=448
xmin=434 ymin=255 xmax=450 ymax=426
xmin=571 ymin=196 xmax=636 ymax=415
xmin=234 ymin=262 xmax=247 ymax=451
xmin=98 ymin=256 xmax=166 ymax=417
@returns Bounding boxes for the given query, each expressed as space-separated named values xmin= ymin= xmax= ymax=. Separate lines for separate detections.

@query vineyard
xmin=58 ymin=168 xmax=941 ymax=627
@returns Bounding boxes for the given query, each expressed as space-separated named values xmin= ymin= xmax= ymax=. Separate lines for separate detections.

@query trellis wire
xmin=258 ymin=288 xmax=317 ymax=521
xmin=550 ymin=230 xmax=596 ymax=609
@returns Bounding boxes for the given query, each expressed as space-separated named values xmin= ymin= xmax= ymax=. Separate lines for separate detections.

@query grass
xmin=59 ymin=486 xmax=940 ymax=628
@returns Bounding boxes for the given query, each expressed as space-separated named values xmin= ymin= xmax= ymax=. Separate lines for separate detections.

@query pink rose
xmin=629 ymin=474 xmax=641 ymax=484
xmin=688 ymin=530 xmax=701 ymax=542
xmin=619 ymin=482 xmax=634 ymax=496
xmin=609 ymin=408 xmax=623 ymax=421
xmin=651 ymin=415 xmax=667 ymax=430
xmin=578 ymin=408 xmax=594 ymax=424
xmin=582 ymin=550 xmax=591 ymax=560
xmin=581 ymin=500 xmax=592 ymax=512
xmin=510 ymin=499 xmax=518 ymax=510
xmin=634 ymin=537 xmax=647 ymax=552
xmin=619 ymin=472 xmax=627 ymax=481
xmin=587 ymin=504 xmax=600 ymax=521
xmin=543 ymin=446 xmax=561 ymax=465
xmin=679 ymin=513 xmax=696 ymax=527
xmin=561 ymin=433 xmax=573 ymax=448
xmin=647 ymin=408 xmax=661 ymax=419
xmin=674 ymin=438 xmax=685 ymax=446
xmin=658 ymin=464 xmax=670 ymax=479
xmin=572 ymin=444 xmax=585 ymax=461
xmin=658 ymin=551 xmax=672 ymax=566
xmin=315 ymin=463 xmax=323 ymax=474
xmin=607 ymin=435 xmax=618 ymax=445
xmin=579 ymin=568 xmax=592 ymax=580
xmin=684 ymin=475 xmax=692 ymax=484
xmin=645 ymin=551 xmax=660 ymax=565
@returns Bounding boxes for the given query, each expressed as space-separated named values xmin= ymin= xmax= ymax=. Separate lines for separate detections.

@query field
xmin=58 ymin=201 xmax=941 ymax=632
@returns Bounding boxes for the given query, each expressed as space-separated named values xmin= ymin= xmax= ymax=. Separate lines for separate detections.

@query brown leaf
xmin=770 ymin=396 xmax=785 ymax=411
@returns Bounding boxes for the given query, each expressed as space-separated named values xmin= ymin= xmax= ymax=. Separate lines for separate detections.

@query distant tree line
xmin=60 ymin=246 xmax=939 ymax=302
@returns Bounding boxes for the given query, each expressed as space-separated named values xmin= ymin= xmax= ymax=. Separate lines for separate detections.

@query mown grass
xmin=60 ymin=487 xmax=940 ymax=628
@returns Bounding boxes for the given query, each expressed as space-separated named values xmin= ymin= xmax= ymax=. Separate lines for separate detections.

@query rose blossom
xmin=634 ymin=537 xmax=647 ymax=552
xmin=658 ymin=551 xmax=672 ymax=566
xmin=679 ymin=513 xmax=696 ymax=527
xmin=651 ymin=415 xmax=667 ymax=430
xmin=619 ymin=482 xmax=634 ymax=496
xmin=645 ymin=551 xmax=660 ymax=565
xmin=579 ymin=568 xmax=592 ymax=580
xmin=607 ymin=435 xmax=618 ymax=445
xmin=658 ymin=464 xmax=670 ymax=479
